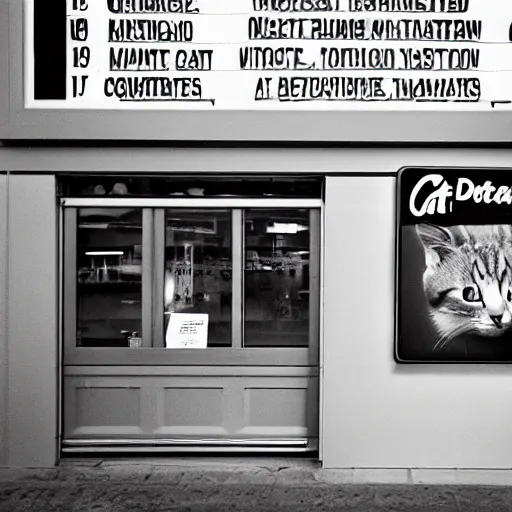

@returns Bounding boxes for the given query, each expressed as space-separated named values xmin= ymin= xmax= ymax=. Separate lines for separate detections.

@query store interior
xmin=76 ymin=205 xmax=311 ymax=348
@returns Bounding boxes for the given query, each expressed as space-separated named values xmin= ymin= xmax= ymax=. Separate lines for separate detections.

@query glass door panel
xmin=163 ymin=209 xmax=232 ymax=348
xmin=244 ymin=209 xmax=311 ymax=348
xmin=76 ymin=208 xmax=143 ymax=347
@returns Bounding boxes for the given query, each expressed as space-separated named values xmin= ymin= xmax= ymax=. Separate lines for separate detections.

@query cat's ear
xmin=415 ymin=223 xmax=455 ymax=268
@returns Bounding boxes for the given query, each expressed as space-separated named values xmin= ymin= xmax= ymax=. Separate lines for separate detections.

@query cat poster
xmin=396 ymin=167 xmax=512 ymax=363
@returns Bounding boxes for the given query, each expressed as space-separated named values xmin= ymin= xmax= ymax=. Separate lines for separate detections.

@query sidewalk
xmin=1 ymin=457 xmax=512 ymax=511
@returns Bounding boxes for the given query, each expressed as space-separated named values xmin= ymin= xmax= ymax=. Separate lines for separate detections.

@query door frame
xmin=58 ymin=195 xmax=324 ymax=455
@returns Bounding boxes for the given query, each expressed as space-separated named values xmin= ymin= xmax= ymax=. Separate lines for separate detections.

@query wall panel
xmin=323 ymin=176 xmax=512 ymax=469
xmin=0 ymin=174 xmax=8 ymax=467
xmin=7 ymin=175 xmax=58 ymax=467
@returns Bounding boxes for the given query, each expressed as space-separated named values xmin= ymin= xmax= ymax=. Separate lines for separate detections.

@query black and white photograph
xmin=8 ymin=0 xmax=512 ymax=509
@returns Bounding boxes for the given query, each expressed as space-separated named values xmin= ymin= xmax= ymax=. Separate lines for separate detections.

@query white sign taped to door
xmin=24 ymin=0 xmax=512 ymax=111
xmin=165 ymin=313 xmax=209 ymax=349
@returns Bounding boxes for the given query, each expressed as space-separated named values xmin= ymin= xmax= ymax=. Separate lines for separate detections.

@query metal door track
xmin=62 ymin=438 xmax=318 ymax=454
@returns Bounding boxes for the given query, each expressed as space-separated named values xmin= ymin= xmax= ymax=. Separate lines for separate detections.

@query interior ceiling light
xmin=85 ymin=251 xmax=124 ymax=256
xmin=266 ymin=223 xmax=308 ymax=234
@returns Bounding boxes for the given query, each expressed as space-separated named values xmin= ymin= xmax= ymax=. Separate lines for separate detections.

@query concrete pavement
xmin=2 ymin=457 xmax=512 ymax=511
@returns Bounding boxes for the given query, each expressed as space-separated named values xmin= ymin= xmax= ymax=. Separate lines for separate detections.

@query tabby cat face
xmin=415 ymin=224 xmax=512 ymax=350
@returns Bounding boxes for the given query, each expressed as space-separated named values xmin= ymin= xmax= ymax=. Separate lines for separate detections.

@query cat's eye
xmin=462 ymin=286 xmax=480 ymax=302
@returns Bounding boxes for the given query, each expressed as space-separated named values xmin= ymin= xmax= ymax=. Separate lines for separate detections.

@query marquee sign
xmin=25 ymin=0 xmax=512 ymax=110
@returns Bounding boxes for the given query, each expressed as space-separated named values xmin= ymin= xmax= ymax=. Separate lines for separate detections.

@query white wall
xmin=0 ymin=174 xmax=7 ymax=467
xmin=2 ymin=147 xmax=512 ymax=174
xmin=322 ymin=176 xmax=512 ymax=469
xmin=6 ymin=175 xmax=58 ymax=467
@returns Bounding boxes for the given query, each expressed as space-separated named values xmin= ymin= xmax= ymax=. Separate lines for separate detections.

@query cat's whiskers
xmin=433 ymin=321 xmax=476 ymax=352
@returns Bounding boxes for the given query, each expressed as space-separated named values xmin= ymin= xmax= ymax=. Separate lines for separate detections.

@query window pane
xmin=164 ymin=210 xmax=232 ymax=348
xmin=77 ymin=208 xmax=142 ymax=347
xmin=244 ymin=210 xmax=311 ymax=348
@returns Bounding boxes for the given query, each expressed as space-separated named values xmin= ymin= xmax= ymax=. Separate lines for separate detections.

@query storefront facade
xmin=2 ymin=149 xmax=512 ymax=469
xmin=4 ymin=0 xmax=512 ymax=471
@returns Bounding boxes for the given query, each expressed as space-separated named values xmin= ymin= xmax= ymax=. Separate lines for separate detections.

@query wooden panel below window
xmin=63 ymin=367 xmax=318 ymax=444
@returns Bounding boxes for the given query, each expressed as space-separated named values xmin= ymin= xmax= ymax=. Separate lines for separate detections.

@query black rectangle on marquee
xmin=396 ymin=167 xmax=512 ymax=364
xmin=34 ymin=0 xmax=66 ymax=100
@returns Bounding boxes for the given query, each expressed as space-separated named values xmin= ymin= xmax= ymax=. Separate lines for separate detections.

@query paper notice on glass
xmin=165 ymin=313 xmax=209 ymax=349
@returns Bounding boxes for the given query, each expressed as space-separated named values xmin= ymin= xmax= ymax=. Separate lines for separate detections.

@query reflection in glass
xmin=244 ymin=210 xmax=310 ymax=347
xmin=76 ymin=208 xmax=143 ymax=347
xmin=164 ymin=210 xmax=232 ymax=347
xmin=60 ymin=175 xmax=322 ymax=199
